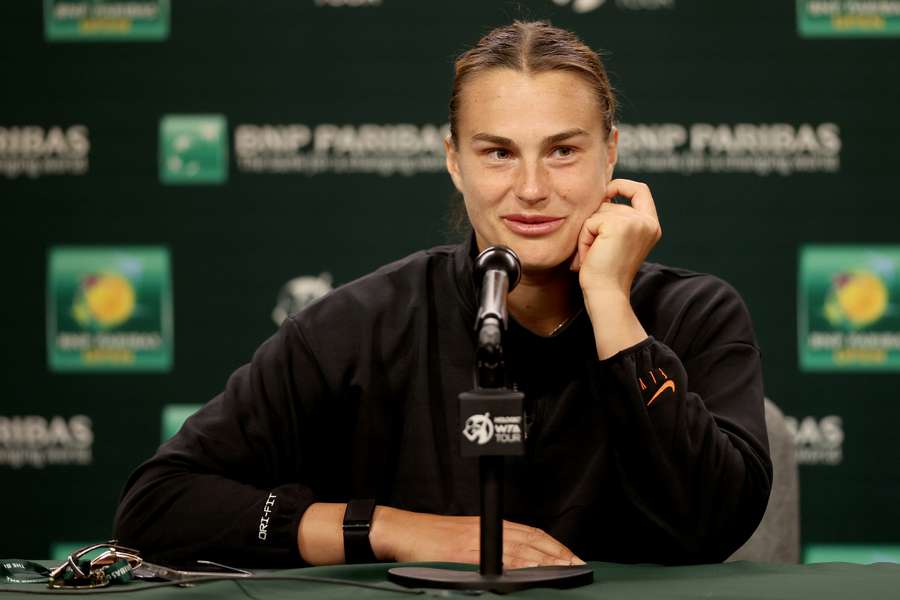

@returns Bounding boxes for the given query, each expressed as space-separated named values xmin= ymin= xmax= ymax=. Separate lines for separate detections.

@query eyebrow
xmin=470 ymin=128 xmax=589 ymax=147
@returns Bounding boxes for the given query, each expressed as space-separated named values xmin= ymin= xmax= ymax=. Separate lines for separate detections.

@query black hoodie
xmin=114 ymin=239 xmax=772 ymax=567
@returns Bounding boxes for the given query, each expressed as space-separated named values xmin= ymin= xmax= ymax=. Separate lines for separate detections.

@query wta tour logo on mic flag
xmin=47 ymin=247 xmax=173 ymax=372
xmin=798 ymin=245 xmax=900 ymax=371
xmin=44 ymin=0 xmax=170 ymax=41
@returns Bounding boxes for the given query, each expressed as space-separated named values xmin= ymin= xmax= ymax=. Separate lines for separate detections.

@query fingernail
xmin=555 ymin=559 xmax=571 ymax=566
xmin=571 ymin=557 xmax=586 ymax=565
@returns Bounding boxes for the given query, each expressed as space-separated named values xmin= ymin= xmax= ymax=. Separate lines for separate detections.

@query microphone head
xmin=474 ymin=245 xmax=522 ymax=292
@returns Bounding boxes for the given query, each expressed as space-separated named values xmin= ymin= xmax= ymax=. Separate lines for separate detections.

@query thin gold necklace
xmin=546 ymin=308 xmax=582 ymax=337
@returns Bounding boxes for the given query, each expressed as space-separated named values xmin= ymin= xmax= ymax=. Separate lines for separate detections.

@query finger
xmin=605 ymin=178 xmax=659 ymax=221
xmin=503 ymin=540 xmax=559 ymax=567
xmin=502 ymin=522 xmax=586 ymax=566
xmin=504 ymin=545 xmax=576 ymax=569
xmin=505 ymin=555 xmax=573 ymax=569
xmin=503 ymin=524 xmax=578 ymax=562
xmin=575 ymin=214 xmax=602 ymax=270
xmin=503 ymin=541 xmax=583 ymax=569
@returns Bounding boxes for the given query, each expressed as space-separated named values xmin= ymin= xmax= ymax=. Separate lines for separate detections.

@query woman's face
xmin=445 ymin=68 xmax=617 ymax=274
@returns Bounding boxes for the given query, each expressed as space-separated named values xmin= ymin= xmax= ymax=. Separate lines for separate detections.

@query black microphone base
xmin=387 ymin=564 xmax=593 ymax=594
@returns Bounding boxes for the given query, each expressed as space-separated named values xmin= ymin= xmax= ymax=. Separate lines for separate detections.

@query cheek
xmin=556 ymin=169 xmax=606 ymax=211
xmin=459 ymin=160 xmax=510 ymax=206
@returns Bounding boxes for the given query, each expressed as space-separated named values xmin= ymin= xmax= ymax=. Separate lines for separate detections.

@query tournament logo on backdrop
xmin=797 ymin=0 xmax=900 ymax=38
xmin=272 ymin=273 xmax=334 ymax=326
xmin=234 ymin=123 xmax=448 ymax=177
xmin=799 ymin=246 xmax=900 ymax=371
xmin=159 ymin=115 xmax=228 ymax=185
xmin=617 ymin=122 xmax=841 ymax=176
xmin=47 ymin=247 xmax=173 ymax=372
xmin=44 ymin=0 xmax=170 ymax=41
xmin=0 ymin=415 xmax=93 ymax=469
xmin=0 ymin=125 xmax=89 ymax=179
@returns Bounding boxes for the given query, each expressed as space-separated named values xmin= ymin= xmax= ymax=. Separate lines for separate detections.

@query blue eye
xmin=489 ymin=148 xmax=512 ymax=160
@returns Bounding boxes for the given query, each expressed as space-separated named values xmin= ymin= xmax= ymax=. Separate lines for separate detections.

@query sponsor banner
xmin=159 ymin=115 xmax=228 ymax=185
xmin=0 ymin=415 xmax=93 ymax=469
xmin=551 ymin=0 xmax=675 ymax=13
xmin=234 ymin=123 xmax=449 ymax=177
xmin=161 ymin=404 xmax=202 ymax=442
xmin=44 ymin=0 xmax=170 ymax=41
xmin=0 ymin=125 xmax=89 ymax=179
xmin=805 ymin=544 xmax=900 ymax=564
xmin=798 ymin=246 xmax=900 ymax=371
xmin=47 ymin=247 xmax=173 ymax=372
xmin=784 ymin=415 xmax=844 ymax=466
xmin=616 ymin=123 xmax=841 ymax=176
xmin=797 ymin=0 xmax=900 ymax=38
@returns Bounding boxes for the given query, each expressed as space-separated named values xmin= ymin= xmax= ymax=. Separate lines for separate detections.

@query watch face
xmin=344 ymin=499 xmax=376 ymax=526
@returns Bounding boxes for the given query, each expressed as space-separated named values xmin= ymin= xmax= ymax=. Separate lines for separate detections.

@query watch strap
xmin=343 ymin=499 xmax=377 ymax=563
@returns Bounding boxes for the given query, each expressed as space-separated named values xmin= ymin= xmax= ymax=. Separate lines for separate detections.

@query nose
xmin=513 ymin=159 xmax=550 ymax=205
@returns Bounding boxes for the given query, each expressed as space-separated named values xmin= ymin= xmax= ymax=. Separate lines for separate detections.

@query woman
xmin=115 ymin=21 xmax=771 ymax=568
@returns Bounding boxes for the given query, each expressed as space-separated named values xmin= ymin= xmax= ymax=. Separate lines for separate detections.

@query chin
xmin=506 ymin=241 xmax=573 ymax=274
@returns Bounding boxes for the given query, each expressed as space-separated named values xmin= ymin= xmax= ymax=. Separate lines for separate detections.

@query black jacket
xmin=114 ymin=239 xmax=772 ymax=567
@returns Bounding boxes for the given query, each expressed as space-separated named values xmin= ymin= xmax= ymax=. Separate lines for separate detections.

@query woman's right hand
xmin=371 ymin=506 xmax=585 ymax=568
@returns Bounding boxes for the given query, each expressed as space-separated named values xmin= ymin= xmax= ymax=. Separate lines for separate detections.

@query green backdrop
xmin=1 ymin=0 xmax=899 ymax=562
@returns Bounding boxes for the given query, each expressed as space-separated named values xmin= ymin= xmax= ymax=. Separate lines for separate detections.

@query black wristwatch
xmin=342 ymin=498 xmax=377 ymax=563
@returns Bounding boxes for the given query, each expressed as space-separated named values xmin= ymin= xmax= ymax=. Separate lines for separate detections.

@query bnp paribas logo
xmin=159 ymin=114 xmax=228 ymax=185
xmin=798 ymin=245 xmax=900 ymax=371
xmin=47 ymin=246 xmax=173 ymax=372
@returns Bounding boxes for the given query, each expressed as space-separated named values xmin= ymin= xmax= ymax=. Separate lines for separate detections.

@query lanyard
xmin=0 ymin=560 xmax=51 ymax=584
xmin=0 ymin=557 xmax=134 ymax=588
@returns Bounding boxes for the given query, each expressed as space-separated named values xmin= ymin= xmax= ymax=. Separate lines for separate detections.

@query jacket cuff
xmin=593 ymin=336 xmax=688 ymax=415
xmin=251 ymin=484 xmax=315 ymax=566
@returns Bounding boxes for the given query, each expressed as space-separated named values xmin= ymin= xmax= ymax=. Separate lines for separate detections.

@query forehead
xmin=456 ymin=68 xmax=604 ymax=140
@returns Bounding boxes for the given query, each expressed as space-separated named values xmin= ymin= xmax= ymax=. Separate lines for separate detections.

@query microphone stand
xmin=388 ymin=251 xmax=593 ymax=593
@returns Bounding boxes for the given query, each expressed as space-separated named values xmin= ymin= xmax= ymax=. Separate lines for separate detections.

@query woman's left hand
xmin=572 ymin=178 xmax=662 ymax=299
xmin=572 ymin=179 xmax=661 ymax=359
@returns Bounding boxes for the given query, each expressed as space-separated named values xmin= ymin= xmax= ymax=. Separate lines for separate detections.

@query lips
xmin=501 ymin=214 xmax=565 ymax=236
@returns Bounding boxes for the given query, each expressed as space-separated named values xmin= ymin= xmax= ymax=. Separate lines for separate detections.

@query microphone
xmin=473 ymin=245 xmax=521 ymax=388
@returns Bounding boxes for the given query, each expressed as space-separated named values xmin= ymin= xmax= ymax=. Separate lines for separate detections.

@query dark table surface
xmin=2 ymin=560 xmax=899 ymax=599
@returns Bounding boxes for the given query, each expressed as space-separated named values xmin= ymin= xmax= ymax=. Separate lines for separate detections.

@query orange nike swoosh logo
xmin=647 ymin=380 xmax=675 ymax=406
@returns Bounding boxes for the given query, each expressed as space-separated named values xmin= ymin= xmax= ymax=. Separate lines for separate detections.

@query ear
xmin=605 ymin=126 xmax=618 ymax=182
xmin=444 ymin=136 xmax=464 ymax=193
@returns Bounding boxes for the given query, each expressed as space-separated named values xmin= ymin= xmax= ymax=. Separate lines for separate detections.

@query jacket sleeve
xmin=592 ymin=277 xmax=772 ymax=564
xmin=113 ymin=317 xmax=323 ymax=568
